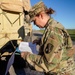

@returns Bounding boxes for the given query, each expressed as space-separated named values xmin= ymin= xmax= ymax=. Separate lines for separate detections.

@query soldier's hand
xmin=21 ymin=52 xmax=29 ymax=60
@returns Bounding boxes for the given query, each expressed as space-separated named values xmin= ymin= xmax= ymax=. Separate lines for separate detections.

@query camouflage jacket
xmin=26 ymin=18 xmax=75 ymax=74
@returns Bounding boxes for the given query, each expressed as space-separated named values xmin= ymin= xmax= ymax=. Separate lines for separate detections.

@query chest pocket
xmin=44 ymin=38 xmax=59 ymax=63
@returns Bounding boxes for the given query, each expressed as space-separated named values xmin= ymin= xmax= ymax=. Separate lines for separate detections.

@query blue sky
xmin=30 ymin=0 xmax=75 ymax=30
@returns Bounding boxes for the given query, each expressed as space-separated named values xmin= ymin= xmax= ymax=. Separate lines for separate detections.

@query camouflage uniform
xmin=26 ymin=1 xmax=75 ymax=75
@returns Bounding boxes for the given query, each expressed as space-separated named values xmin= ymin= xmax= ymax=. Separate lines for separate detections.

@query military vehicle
xmin=0 ymin=0 xmax=32 ymax=55
xmin=0 ymin=0 xmax=32 ymax=74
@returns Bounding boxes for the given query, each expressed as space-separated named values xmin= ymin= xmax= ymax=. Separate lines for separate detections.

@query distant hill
xmin=67 ymin=29 xmax=75 ymax=41
xmin=67 ymin=29 xmax=75 ymax=34
xmin=36 ymin=29 xmax=75 ymax=41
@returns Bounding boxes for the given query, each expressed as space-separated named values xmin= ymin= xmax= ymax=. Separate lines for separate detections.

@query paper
xmin=19 ymin=42 xmax=38 ymax=54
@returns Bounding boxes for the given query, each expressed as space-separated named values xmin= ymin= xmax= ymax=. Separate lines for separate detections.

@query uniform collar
xmin=44 ymin=18 xmax=53 ymax=28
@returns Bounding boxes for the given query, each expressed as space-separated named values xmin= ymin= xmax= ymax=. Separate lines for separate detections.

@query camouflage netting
xmin=0 ymin=0 xmax=31 ymax=12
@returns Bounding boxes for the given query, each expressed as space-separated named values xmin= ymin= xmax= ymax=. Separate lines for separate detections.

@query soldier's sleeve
xmin=26 ymin=27 xmax=63 ymax=72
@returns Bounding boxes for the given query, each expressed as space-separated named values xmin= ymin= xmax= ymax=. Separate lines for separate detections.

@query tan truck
xmin=0 ymin=0 xmax=33 ymax=74
xmin=0 ymin=0 xmax=32 ymax=55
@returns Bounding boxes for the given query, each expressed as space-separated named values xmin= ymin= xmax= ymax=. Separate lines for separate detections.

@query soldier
xmin=21 ymin=1 xmax=75 ymax=75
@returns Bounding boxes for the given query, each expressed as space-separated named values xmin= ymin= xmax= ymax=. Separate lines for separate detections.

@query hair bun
xmin=46 ymin=8 xmax=55 ymax=14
